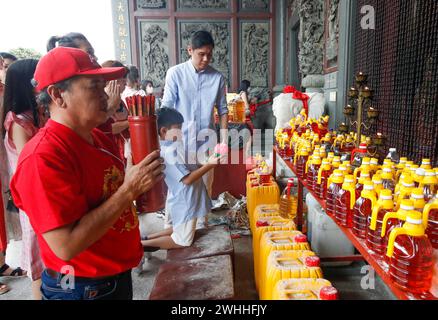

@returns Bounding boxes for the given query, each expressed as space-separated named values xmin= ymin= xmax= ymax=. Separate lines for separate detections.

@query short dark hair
xmin=46 ymin=32 xmax=88 ymax=52
xmin=141 ymin=79 xmax=153 ymax=91
xmin=126 ymin=65 xmax=140 ymax=83
xmin=191 ymin=31 xmax=215 ymax=50
xmin=238 ymin=80 xmax=251 ymax=94
xmin=0 ymin=52 xmax=18 ymax=61
xmin=102 ymin=60 xmax=128 ymax=78
xmin=157 ymin=107 xmax=184 ymax=133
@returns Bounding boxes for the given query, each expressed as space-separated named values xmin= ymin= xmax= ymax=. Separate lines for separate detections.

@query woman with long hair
xmin=2 ymin=59 xmax=48 ymax=299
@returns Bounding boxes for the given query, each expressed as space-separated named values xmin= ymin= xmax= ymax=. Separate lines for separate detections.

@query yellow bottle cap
xmin=400 ymin=199 xmax=415 ymax=211
xmin=410 ymin=188 xmax=425 ymax=200
xmin=344 ymin=175 xmax=355 ymax=184
xmin=379 ymin=189 xmax=393 ymax=200
xmin=363 ymin=180 xmax=374 ymax=189
xmin=401 ymin=176 xmax=415 ymax=187
xmin=373 ymin=174 xmax=383 ymax=184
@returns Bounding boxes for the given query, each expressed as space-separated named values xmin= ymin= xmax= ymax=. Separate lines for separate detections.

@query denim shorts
xmin=40 ymin=269 xmax=133 ymax=300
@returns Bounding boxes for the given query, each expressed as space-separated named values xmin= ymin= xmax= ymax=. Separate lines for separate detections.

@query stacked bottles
xmin=411 ymin=188 xmax=426 ymax=213
xmin=395 ymin=176 xmax=415 ymax=209
xmin=420 ymin=170 xmax=438 ymax=201
xmin=295 ymin=148 xmax=310 ymax=180
xmin=424 ymin=192 xmax=438 ymax=250
xmin=412 ymin=166 xmax=425 ymax=188
xmin=369 ymin=158 xmax=380 ymax=176
xmin=334 ymin=175 xmax=356 ymax=228
xmin=355 ymin=170 xmax=371 ymax=199
xmin=353 ymin=157 xmax=371 ymax=183
xmin=421 ymin=159 xmax=432 ymax=170
xmin=279 ymin=179 xmax=298 ymax=220
xmin=353 ymin=181 xmax=377 ymax=239
xmin=331 ymin=156 xmax=341 ymax=170
xmin=381 ymin=200 xmax=415 ymax=242
xmin=372 ymin=174 xmax=384 ymax=196
xmin=351 ymin=143 xmax=369 ymax=170
xmin=315 ymin=159 xmax=333 ymax=199
xmin=306 ymin=156 xmax=322 ymax=192
xmin=367 ymin=190 xmax=394 ymax=257
xmin=381 ymin=165 xmax=396 ymax=194
xmin=386 ymin=148 xmax=400 ymax=164
xmin=395 ymin=157 xmax=408 ymax=182
xmin=342 ymin=161 xmax=352 ymax=174
xmin=326 ymin=170 xmax=345 ymax=216
xmin=385 ymin=211 xmax=433 ymax=294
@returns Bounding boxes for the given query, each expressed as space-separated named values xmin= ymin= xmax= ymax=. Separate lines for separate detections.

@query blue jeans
xmin=40 ymin=269 xmax=133 ymax=300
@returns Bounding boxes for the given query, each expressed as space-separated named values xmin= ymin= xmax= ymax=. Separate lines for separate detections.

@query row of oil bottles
xmin=247 ymin=170 xmax=339 ymax=300
xmin=277 ymin=129 xmax=438 ymax=297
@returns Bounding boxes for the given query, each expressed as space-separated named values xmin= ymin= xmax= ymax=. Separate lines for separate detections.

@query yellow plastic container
xmin=263 ymin=250 xmax=323 ymax=300
xmin=272 ymin=278 xmax=337 ymax=300
xmin=253 ymin=218 xmax=297 ymax=290
xmin=251 ymin=204 xmax=281 ymax=233
xmin=258 ymin=231 xmax=310 ymax=297
xmin=247 ymin=178 xmax=280 ymax=227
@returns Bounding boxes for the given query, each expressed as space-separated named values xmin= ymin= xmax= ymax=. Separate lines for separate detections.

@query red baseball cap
xmin=33 ymin=47 xmax=127 ymax=91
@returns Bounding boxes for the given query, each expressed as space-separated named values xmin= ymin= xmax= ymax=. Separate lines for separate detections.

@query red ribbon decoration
xmin=283 ymin=85 xmax=297 ymax=94
xmin=283 ymin=85 xmax=310 ymax=118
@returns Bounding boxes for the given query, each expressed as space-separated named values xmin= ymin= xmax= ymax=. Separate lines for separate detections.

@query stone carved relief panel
xmin=137 ymin=0 xmax=166 ymax=9
xmin=179 ymin=21 xmax=231 ymax=86
xmin=241 ymin=21 xmax=270 ymax=88
xmin=139 ymin=20 xmax=169 ymax=87
xmin=298 ymin=0 xmax=324 ymax=77
xmin=240 ymin=0 xmax=270 ymax=11
xmin=324 ymin=0 xmax=339 ymax=71
xmin=177 ymin=0 xmax=230 ymax=10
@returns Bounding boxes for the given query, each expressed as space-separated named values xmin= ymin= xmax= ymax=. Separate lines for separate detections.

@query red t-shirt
xmin=10 ymin=119 xmax=143 ymax=278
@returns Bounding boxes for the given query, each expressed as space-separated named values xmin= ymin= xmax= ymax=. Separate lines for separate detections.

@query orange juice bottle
xmin=334 ymin=175 xmax=356 ymax=228
xmin=326 ymin=170 xmax=344 ymax=217
xmin=423 ymin=191 xmax=438 ymax=249
xmin=367 ymin=190 xmax=394 ymax=257
xmin=353 ymin=181 xmax=377 ymax=239
xmin=386 ymin=211 xmax=434 ymax=293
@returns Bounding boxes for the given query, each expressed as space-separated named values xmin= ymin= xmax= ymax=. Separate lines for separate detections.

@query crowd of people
xmin=0 ymin=29 xmax=276 ymax=300
xmin=0 ymin=30 xmax=233 ymax=300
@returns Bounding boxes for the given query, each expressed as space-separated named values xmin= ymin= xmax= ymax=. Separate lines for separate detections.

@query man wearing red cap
xmin=10 ymin=47 xmax=165 ymax=300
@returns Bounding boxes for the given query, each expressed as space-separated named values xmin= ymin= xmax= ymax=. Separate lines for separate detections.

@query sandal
xmin=0 ymin=264 xmax=27 ymax=278
xmin=0 ymin=282 xmax=10 ymax=295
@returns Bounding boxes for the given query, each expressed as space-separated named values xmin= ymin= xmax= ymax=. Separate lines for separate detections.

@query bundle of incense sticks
xmin=126 ymin=94 xmax=156 ymax=117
